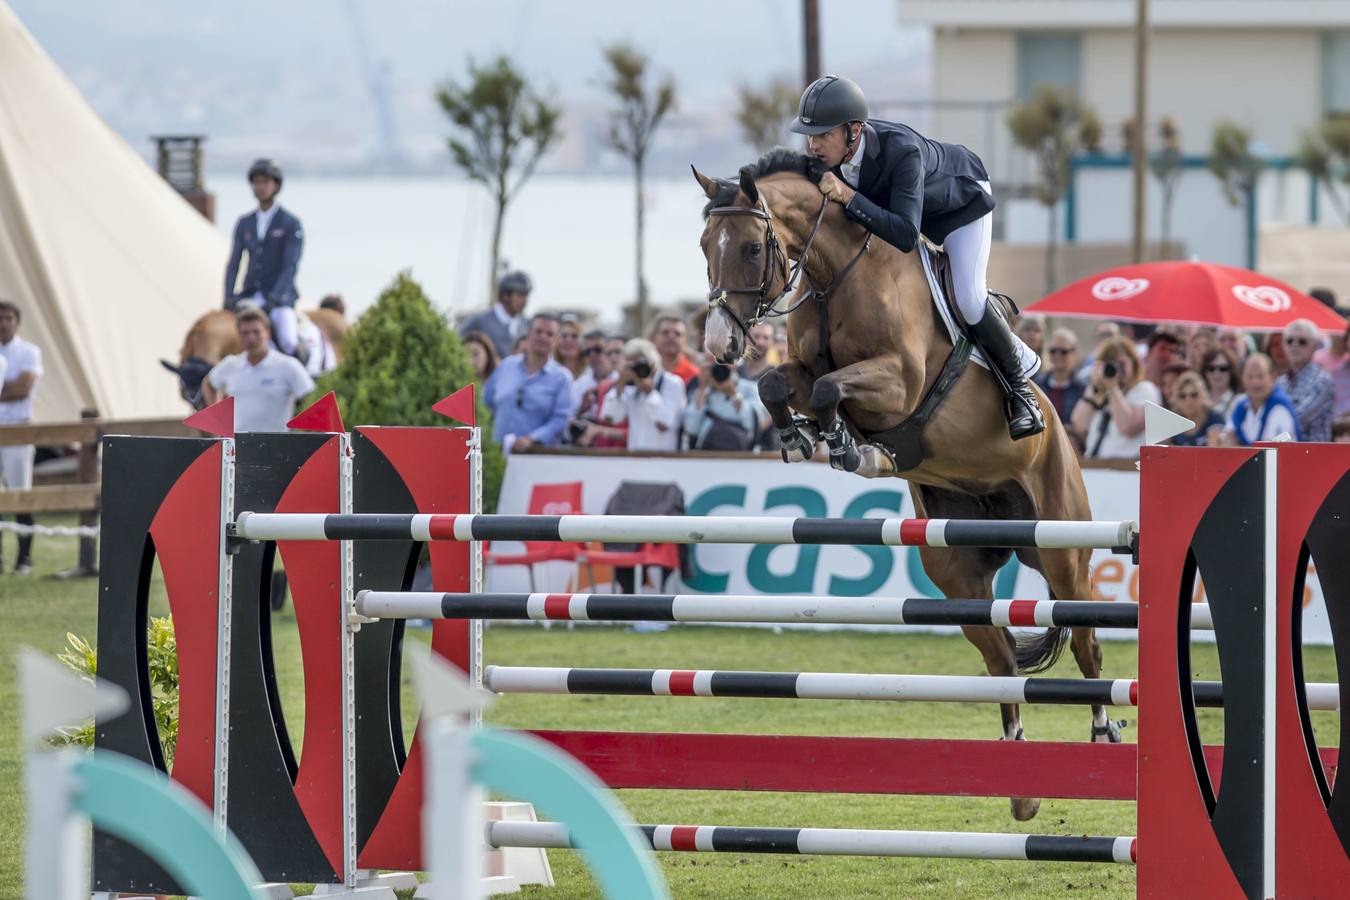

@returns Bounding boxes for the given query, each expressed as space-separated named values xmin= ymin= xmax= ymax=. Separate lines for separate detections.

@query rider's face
xmin=250 ymin=175 xmax=279 ymax=205
xmin=807 ymin=124 xmax=857 ymax=168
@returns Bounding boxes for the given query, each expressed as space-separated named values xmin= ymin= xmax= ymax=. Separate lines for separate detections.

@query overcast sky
xmin=8 ymin=0 xmax=927 ymax=172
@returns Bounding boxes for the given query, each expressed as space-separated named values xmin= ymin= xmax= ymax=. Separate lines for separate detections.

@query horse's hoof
xmin=1010 ymin=796 xmax=1041 ymax=821
xmin=780 ymin=443 xmax=812 ymax=464
xmin=1092 ymin=719 xmax=1126 ymax=744
xmin=855 ymin=445 xmax=897 ymax=478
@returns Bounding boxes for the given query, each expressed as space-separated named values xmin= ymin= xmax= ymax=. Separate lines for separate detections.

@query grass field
xmin=0 ymin=520 xmax=1340 ymax=898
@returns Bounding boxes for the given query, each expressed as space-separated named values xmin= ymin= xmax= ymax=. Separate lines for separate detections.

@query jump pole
xmin=232 ymin=511 xmax=1136 ymax=550
xmin=488 ymin=821 xmax=1137 ymax=865
xmin=355 ymin=590 xmax=1214 ymax=630
xmin=479 ymin=665 xmax=1339 ymax=710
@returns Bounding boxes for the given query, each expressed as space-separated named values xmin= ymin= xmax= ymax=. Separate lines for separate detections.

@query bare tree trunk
xmin=489 ymin=190 xmax=507 ymax=307
xmin=1044 ymin=201 xmax=1058 ymax=296
xmin=1160 ymin=188 xmax=1173 ymax=259
xmin=803 ymin=0 xmax=821 ymax=86
xmin=635 ymin=153 xmax=648 ymax=329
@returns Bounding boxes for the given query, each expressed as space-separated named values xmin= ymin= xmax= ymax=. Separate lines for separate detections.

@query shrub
xmin=311 ymin=272 xmax=505 ymax=511
xmin=54 ymin=617 xmax=179 ymax=762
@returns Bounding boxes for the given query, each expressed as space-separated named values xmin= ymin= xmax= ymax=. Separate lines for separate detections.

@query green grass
xmin=0 ymin=519 xmax=1340 ymax=898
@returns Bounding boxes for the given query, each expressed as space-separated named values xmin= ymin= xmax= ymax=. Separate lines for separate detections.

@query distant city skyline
xmin=10 ymin=0 xmax=930 ymax=176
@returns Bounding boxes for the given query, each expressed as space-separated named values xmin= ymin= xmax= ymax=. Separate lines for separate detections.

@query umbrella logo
xmin=1091 ymin=277 xmax=1150 ymax=301
xmin=1232 ymin=284 xmax=1291 ymax=314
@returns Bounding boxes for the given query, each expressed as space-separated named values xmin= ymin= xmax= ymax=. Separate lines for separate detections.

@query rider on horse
xmin=790 ymin=75 xmax=1045 ymax=440
xmin=225 ymin=159 xmax=308 ymax=366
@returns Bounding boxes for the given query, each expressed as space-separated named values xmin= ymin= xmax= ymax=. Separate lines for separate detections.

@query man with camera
xmin=597 ymin=338 xmax=685 ymax=451
xmin=1070 ymin=337 xmax=1157 ymax=459
xmin=684 ymin=355 xmax=764 ymax=451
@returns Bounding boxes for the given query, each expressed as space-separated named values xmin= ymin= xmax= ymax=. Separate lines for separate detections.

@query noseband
xmin=706 ymin=195 xmax=829 ymax=341
xmin=706 ymin=193 xmax=869 ymax=347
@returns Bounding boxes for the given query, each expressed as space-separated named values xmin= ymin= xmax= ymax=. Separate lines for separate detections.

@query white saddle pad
xmin=917 ymin=243 xmax=1041 ymax=379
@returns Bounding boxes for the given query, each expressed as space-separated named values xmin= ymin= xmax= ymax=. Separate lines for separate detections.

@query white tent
xmin=0 ymin=2 xmax=226 ymax=422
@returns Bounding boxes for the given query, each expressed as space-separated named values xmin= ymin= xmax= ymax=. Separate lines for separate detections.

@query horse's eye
xmin=747 ymin=242 xmax=762 ymax=256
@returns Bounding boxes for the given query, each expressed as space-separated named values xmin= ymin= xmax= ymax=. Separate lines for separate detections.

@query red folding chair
xmin=579 ymin=541 xmax=681 ymax=593
xmin=484 ymin=481 xmax=584 ymax=591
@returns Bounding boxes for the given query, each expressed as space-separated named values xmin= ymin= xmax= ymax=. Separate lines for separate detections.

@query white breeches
xmin=270 ymin=306 xmax=299 ymax=354
xmin=942 ymin=180 xmax=994 ymax=325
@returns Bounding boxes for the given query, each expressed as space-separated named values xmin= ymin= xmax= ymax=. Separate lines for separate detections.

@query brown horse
xmin=161 ymin=308 xmax=348 ymax=408
xmin=695 ymin=151 xmax=1106 ymax=822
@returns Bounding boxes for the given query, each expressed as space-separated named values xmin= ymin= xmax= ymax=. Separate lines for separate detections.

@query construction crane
xmin=340 ymin=0 xmax=403 ymax=171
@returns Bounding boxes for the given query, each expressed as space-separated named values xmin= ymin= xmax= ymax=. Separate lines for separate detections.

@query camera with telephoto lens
xmin=710 ymin=363 xmax=732 ymax=383
xmin=1102 ymin=361 xmax=1118 ymax=379
xmin=631 ymin=360 xmax=653 ymax=379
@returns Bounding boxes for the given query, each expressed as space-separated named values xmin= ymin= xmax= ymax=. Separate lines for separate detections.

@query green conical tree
xmin=311 ymin=273 xmax=505 ymax=511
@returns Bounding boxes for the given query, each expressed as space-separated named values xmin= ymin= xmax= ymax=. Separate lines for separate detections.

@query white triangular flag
xmin=1144 ymin=401 xmax=1195 ymax=446
xmin=406 ymin=642 xmax=495 ymax=724
xmin=18 ymin=647 xmax=128 ymax=748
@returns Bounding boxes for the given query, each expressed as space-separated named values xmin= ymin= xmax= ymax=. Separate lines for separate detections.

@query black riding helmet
xmin=247 ymin=158 xmax=284 ymax=186
xmin=498 ymin=270 xmax=533 ymax=295
xmin=789 ymin=75 xmax=869 ymax=135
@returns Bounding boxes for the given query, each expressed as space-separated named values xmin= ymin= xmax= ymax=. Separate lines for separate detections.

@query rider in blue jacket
xmin=225 ymin=159 xmax=307 ymax=364
xmin=790 ymin=76 xmax=1044 ymax=440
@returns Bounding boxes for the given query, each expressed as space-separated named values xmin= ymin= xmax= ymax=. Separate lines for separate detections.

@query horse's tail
xmin=1015 ymin=626 xmax=1070 ymax=674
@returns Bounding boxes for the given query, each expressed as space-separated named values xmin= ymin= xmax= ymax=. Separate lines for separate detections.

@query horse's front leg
xmin=809 ymin=356 xmax=907 ymax=475
xmin=758 ymin=360 xmax=820 ymax=463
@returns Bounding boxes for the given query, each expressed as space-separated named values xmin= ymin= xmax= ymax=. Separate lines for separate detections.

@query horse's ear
xmin=159 ymin=359 xmax=182 ymax=376
xmin=691 ymin=165 xmax=720 ymax=200
xmin=738 ymin=166 xmax=759 ymax=204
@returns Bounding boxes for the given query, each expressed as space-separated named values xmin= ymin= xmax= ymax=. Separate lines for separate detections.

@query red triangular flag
xmin=287 ymin=391 xmax=346 ymax=433
xmin=432 ymin=384 xmax=476 ymax=426
xmin=182 ymin=396 xmax=235 ymax=438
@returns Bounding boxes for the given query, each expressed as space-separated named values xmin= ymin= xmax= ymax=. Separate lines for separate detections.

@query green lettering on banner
xmin=747 ymin=486 xmax=826 ymax=593
xmin=829 ymin=490 xmax=905 ymax=596
xmin=683 ymin=485 xmax=747 ymax=592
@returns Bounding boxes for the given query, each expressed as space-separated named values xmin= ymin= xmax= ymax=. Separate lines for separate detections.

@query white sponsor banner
xmin=492 ymin=454 xmax=1331 ymax=644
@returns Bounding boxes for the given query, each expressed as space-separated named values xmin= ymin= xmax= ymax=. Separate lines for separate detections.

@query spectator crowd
xmin=463 ymin=270 xmax=1350 ymax=462
xmin=1030 ymin=295 xmax=1350 ymax=458
xmin=468 ymin=272 xmax=780 ymax=455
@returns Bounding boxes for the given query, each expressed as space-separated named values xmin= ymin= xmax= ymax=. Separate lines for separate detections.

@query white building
xmin=895 ymin=0 xmax=1350 ymax=280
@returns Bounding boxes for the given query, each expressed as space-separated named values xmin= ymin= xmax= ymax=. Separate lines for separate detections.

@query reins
xmin=705 ymin=191 xmax=868 ymax=344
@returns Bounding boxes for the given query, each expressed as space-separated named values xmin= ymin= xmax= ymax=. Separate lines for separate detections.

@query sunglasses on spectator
xmin=1205 ymin=365 xmax=1230 ymax=373
xmin=1175 ymin=391 xmax=1201 ymax=400
xmin=1284 ymin=336 xmax=1312 ymax=346
xmin=1048 ymin=347 xmax=1074 ymax=356
xmin=584 ymin=346 xmax=605 ymax=356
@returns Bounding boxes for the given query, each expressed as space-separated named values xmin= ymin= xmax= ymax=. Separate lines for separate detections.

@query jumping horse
xmin=694 ymin=150 xmax=1110 ymax=822
xmin=161 ymin=307 xmax=348 ymax=409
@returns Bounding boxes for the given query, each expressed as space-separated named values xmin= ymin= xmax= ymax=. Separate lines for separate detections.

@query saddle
xmin=838 ymin=243 xmax=1019 ymax=472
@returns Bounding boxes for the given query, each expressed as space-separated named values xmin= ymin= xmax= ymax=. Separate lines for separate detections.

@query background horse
xmin=695 ymin=150 xmax=1105 ymax=822
xmin=161 ymin=307 xmax=347 ymax=408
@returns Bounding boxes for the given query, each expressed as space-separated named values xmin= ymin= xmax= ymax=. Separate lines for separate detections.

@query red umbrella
xmin=1025 ymin=261 xmax=1348 ymax=333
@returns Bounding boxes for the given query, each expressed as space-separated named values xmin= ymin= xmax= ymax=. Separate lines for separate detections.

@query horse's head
xmin=694 ymin=151 xmax=823 ymax=363
xmin=160 ymin=357 xmax=213 ymax=409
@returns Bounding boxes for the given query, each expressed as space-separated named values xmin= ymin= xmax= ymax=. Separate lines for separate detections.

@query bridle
xmin=705 ymin=190 xmax=870 ymax=345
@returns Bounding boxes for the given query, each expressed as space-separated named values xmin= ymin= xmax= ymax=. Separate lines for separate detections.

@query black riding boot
xmin=968 ymin=301 xmax=1045 ymax=440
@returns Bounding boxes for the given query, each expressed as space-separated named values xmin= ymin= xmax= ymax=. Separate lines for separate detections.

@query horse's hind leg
xmin=758 ymin=360 xmax=820 ymax=462
xmin=917 ymin=542 xmax=1042 ymax=822
xmin=1034 ymin=539 xmax=1121 ymax=742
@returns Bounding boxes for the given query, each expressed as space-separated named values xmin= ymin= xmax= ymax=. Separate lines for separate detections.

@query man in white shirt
xmin=203 ymin=307 xmax=316 ymax=432
xmin=0 ymin=301 xmax=43 ymax=574
xmin=600 ymin=338 xmax=685 ymax=451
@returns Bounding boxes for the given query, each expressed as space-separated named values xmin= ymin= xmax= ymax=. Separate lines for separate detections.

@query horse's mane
xmin=702 ymin=147 xmax=824 ymax=218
